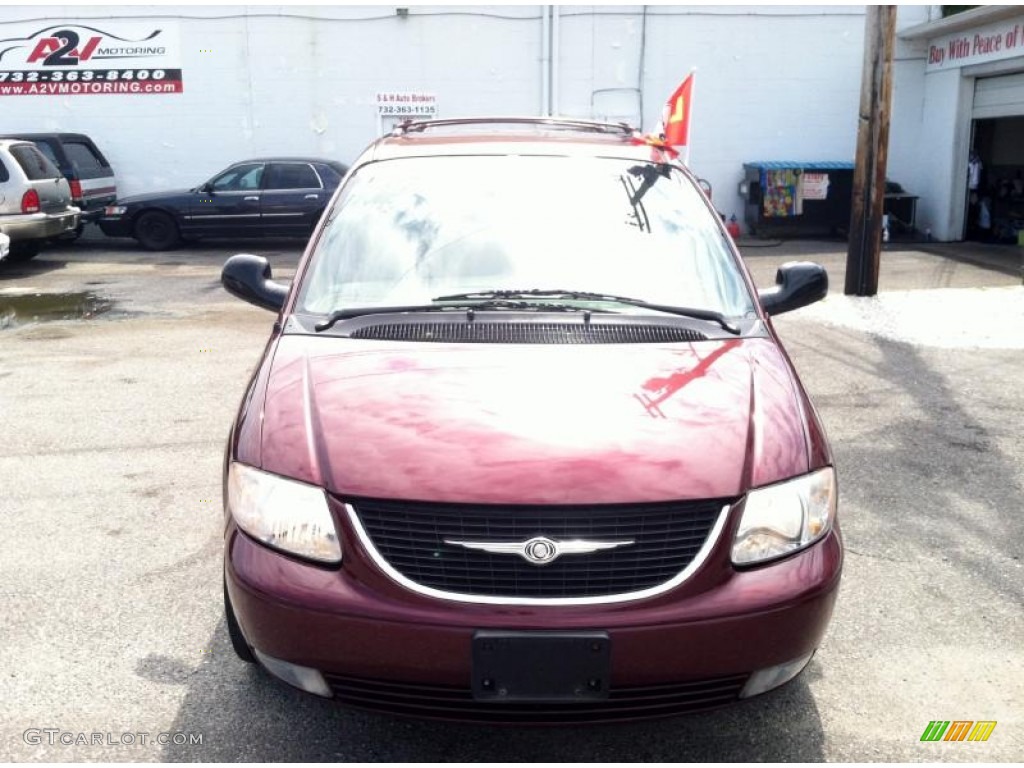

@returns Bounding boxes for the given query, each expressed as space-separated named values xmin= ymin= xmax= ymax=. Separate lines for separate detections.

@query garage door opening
xmin=965 ymin=72 xmax=1024 ymax=243
xmin=966 ymin=116 xmax=1024 ymax=242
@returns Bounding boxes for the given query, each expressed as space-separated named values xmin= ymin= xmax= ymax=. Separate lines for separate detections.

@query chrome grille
xmin=348 ymin=322 xmax=707 ymax=344
xmin=347 ymin=498 xmax=727 ymax=599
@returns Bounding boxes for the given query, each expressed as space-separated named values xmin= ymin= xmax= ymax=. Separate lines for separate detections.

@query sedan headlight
xmin=104 ymin=205 xmax=127 ymax=216
xmin=731 ymin=467 xmax=836 ymax=566
xmin=227 ymin=462 xmax=341 ymax=564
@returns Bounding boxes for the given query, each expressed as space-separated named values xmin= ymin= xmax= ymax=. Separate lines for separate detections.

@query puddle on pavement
xmin=0 ymin=291 xmax=114 ymax=330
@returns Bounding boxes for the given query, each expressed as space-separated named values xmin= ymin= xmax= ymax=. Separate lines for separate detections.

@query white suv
xmin=0 ymin=139 xmax=79 ymax=262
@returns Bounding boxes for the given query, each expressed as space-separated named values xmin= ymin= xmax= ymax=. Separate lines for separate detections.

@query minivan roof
xmin=0 ymin=132 xmax=96 ymax=142
xmin=0 ymin=138 xmax=42 ymax=149
xmin=367 ymin=117 xmax=678 ymax=165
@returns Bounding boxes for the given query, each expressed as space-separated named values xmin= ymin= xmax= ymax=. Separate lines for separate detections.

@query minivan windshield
xmin=297 ymin=155 xmax=755 ymax=319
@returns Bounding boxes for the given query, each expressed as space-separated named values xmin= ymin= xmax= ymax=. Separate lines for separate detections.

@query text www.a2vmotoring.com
xmin=0 ymin=81 xmax=182 ymax=95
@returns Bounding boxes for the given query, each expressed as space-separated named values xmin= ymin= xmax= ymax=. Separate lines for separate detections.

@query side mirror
xmin=758 ymin=261 xmax=828 ymax=316
xmin=221 ymin=254 xmax=288 ymax=312
xmin=200 ymin=182 xmax=214 ymax=194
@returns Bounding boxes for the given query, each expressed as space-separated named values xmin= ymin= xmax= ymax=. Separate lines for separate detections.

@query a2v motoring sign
xmin=0 ymin=22 xmax=182 ymax=96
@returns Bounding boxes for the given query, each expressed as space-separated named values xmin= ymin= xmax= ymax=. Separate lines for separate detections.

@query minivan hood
xmin=254 ymin=335 xmax=812 ymax=505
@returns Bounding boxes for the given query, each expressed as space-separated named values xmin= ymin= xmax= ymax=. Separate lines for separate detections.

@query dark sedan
xmin=99 ymin=157 xmax=347 ymax=250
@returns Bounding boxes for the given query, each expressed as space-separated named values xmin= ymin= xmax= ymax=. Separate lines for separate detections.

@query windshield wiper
xmin=627 ymin=163 xmax=673 ymax=206
xmin=434 ymin=289 xmax=741 ymax=334
xmin=314 ymin=300 xmax=595 ymax=332
xmin=620 ymin=174 xmax=650 ymax=233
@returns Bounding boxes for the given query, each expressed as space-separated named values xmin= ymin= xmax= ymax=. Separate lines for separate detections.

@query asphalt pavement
xmin=0 ymin=233 xmax=1021 ymax=761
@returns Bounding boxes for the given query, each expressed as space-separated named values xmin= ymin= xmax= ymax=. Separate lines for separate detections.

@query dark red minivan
xmin=220 ymin=117 xmax=841 ymax=724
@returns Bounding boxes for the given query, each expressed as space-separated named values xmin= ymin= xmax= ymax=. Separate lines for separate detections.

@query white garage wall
xmin=1 ymin=4 xmax=930 ymax=231
xmin=888 ymin=30 xmax=930 ymax=215
xmin=0 ymin=5 xmax=544 ymax=194
xmin=556 ymin=5 xmax=870 ymax=219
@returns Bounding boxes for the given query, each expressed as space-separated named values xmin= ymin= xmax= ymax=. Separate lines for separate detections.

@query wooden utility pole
xmin=845 ymin=5 xmax=897 ymax=296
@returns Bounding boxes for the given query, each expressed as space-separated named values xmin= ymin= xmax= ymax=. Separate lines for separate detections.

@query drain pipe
xmin=541 ymin=5 xmax=550 ymax=116
xmin=551 ymin=5 xmax=561 ymax=117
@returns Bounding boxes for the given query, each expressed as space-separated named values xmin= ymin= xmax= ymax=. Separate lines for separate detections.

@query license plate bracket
xmin=471 ymin=630 xmax=611 ymax=702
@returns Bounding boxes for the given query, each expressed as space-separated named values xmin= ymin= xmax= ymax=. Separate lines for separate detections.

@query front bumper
xmin=0 ymin=208 xmax=80 ymax=242
xmin=226 ymin=517 xmax=842 ymax=723
xmin=96 ymin=215 xmax=133 ymax=237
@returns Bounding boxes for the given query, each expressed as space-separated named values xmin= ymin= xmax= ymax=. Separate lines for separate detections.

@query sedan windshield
xmin=297 ymin=155 xmax=755 ymax=319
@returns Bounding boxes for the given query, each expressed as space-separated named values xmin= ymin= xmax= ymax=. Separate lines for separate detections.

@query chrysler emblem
xmin=444 ymin=536 xmax=634 ymax=566
xmin=523 ymin=537 xmax=558 ymax=564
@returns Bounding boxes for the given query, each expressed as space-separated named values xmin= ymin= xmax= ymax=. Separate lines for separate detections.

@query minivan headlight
xmin=731 ymin=467 xmax=836 ymax=566
xmin=227 ymin=463 xmax=341 ymax=564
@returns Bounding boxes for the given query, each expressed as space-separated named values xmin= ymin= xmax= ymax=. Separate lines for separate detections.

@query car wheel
xmin=7 ymin=242 xmax=41 ymax=262
xmin=224 ymin=579 xmax=256 ymax=663
xmin=134 ymin=210 xmax=181 ymax=251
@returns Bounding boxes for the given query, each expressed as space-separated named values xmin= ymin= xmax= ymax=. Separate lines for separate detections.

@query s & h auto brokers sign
xmin=0 ymin=22 xmax=182 ymax=96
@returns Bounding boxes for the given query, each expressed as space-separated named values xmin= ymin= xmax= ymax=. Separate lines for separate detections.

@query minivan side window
xmin=0 ymin=158 xmax=9 ymax=183
xmin=265 ymin=163 xmax=321 ymax=190
xmin=10 ymin=144 xmax=59 ymax=180
xmin=65 ymin=142 xmax=106 ymax=171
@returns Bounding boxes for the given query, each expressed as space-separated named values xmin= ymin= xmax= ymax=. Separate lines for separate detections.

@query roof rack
xmin=391 ymin=116 xmax=639 ymax=137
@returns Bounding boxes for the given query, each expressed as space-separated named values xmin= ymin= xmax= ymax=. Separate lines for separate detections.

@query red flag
xmin=661 ymin=72 xmax=694 ymax=148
